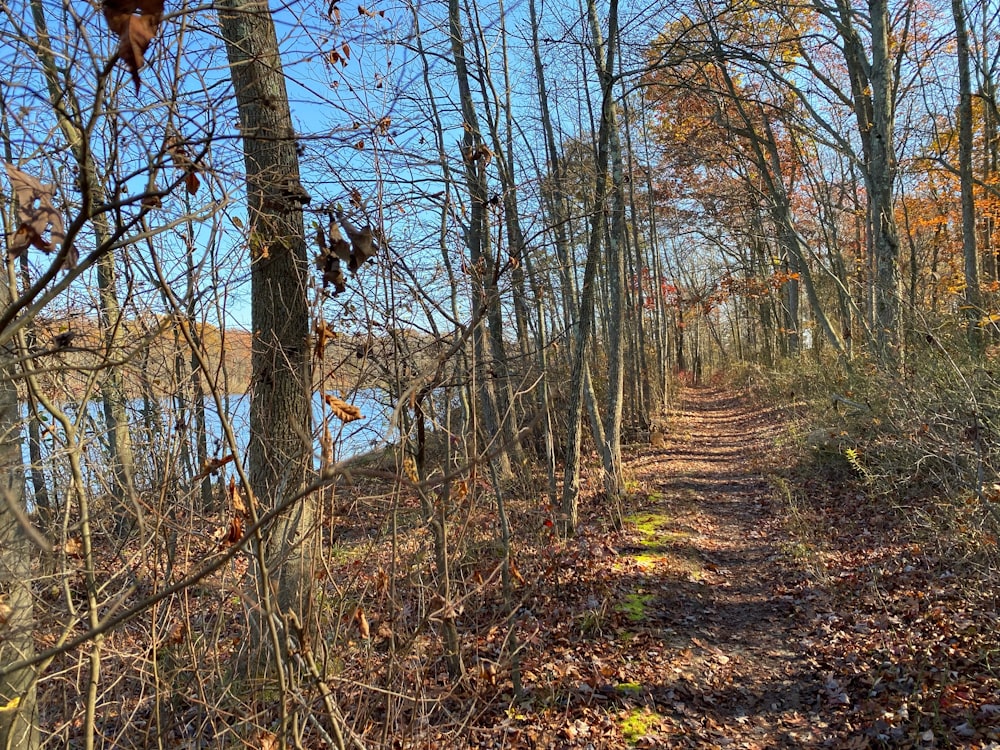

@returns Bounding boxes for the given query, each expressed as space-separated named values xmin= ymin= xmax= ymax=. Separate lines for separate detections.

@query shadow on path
xmin=619 ymin=387 xmax=829 ymax=748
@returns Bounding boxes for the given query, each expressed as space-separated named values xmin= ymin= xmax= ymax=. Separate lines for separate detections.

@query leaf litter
xmin=35 ymin=387 xmax=1000 ymax=747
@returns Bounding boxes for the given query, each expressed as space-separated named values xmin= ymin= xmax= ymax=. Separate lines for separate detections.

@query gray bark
xmin=561 ymin=0 xmax=622 ymax=534
xmin=447 ymin=0 xmax=518 ymax=479
xmin=954 ymin=0 xmax=983 ymax=350
xmin=29 ymin=0 xmax=135 ymax=515
xmin=0 ymin=269 xmax=37 ymax=749
xmin=586 ymin=0 xmax=626 ymax=501
xmin=217 ymin=0 xmax=315 ymax=632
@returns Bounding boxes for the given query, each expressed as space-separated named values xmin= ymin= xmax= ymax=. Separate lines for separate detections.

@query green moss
xmin=615 ymin=682 xmax=643 ymax=697
xmin=621 ymin=707 xmax=662 ymax=745
xmin=626 ymin=512 xmax=670 ymax=538
xmin=630 ymin=552 xmax=664 ymax=568
xmin=781 ymin=540 xmax=813 ymax=559
xmin=617 ymin=591 xmax=655 ymax=622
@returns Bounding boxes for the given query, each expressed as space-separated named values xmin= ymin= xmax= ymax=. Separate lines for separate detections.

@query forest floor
xmin=424 ymin=386 xmax=1000 ymax=749
xmin=56 ymin=387 xmax=1000 ymax=748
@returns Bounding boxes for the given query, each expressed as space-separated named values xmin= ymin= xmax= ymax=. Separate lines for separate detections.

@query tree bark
xmin=217 ymin=0 xmax=315 ymax=637
xmin=954 ymin=0 xmax=983 ymax=351
xmin=29 ymin=0 xmax=135 ymax=517
xmin=0 ymin=264 xmax=37 ymax=750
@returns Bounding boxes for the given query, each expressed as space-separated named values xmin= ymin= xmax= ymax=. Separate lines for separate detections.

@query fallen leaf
xmin=64 ymin=536 xmax=83 ymax=558
xmin=354 ymin=607 xmax=370 ymax=639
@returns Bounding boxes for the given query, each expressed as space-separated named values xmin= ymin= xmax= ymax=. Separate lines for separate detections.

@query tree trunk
xmin=29 ymin=0 xmax=135 ymax=518
xmin=588 ymin=0 xmax=626 ymax=503
xmin=0 ymin=264 xmax=37 ymax=750
xmin=217 ymin=0 xmax=315 ymax=639
xmin=953 ymin=0 xmax=983 ymax=352
xmin=561 ymin=0 xmax=622 ymax=534
xmin=867 ymin=0 xmax=901 ymax=363
xmin=447 ymin=0 xmax=519 ymax=479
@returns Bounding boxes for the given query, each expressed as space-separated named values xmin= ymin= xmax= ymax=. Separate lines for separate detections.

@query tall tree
xmin=0 ymin=268 xmax=36 ymax=749
xmin=561 ymin=0 xmax=622 ymax=534
xmin=217 ymin=0 xmax=316 ymax=642
xmin=953 ymin=0 xmax=983 ymax=350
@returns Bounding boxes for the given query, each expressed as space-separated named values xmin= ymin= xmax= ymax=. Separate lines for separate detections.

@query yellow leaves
xmin=980 ymin=312 xmax=1000 ymax=327
xmin=324 ymin=393 xmax=363 ymax=423
xmin=0 ymin=697 xmax=20 ymax=713
xmin=402 ymin=455 xmax=419 ymax=484
xmin=101 ymin=0 xmax=164 ymax=90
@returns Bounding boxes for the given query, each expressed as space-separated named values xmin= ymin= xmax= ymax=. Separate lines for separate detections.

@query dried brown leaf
xmin=4 ymin=163 xmax=65 ymax=254
xmin=102 ymin=0 xmax=164 ymax=90
xmin=195 ymin=454 xmax=233 ymax=479
xmin=324 ymin=393 xmax=363 ymax=422
xmin=313 ymin=319 xmax=334 ymax=360
xmin=354 ymin=607 xmax=370 ymax=639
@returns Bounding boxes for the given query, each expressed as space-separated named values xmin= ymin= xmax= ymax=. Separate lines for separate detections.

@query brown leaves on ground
xmin=101 ymin=0 xmax=164 ymax=90
xmin=4 ymin=162 xmax=65 ymax=259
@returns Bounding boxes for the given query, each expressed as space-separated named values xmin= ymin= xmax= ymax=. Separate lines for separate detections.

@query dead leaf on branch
xmin=101 ymin=0 xmax=164 ymax=91
xmin=314 ymin=227 xmax=347 ymax=294
xmin=165 ymin=130 xmax=201 ymax=195
xmin=324 ymin=393 xmax=363 ymax=422
xmin=194 ymin=454 xmax=234 ymax=479
xmin=4 ymin=162 xmax=65 ymax=258
xmin=214 ymin=516 xmax=243 ymax=547
xmin=313 ymin=318 xmax=335 ymax=360
xmin=335 ymin=207 xmax=378 ymax=271
xmin=227 ymin=475 xmax=250 ymax=516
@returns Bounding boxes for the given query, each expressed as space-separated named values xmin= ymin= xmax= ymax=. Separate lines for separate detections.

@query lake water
xmin=20 ymin=389 xmax=394 ymax=498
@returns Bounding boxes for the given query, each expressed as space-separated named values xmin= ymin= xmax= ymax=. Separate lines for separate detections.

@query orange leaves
xmin=324 ymin=393 xmax=363 ymax=423
xmin=194 ymin=454 xmax=234 ymax=480
xmin=101 ymin=0 xmax=164 ymax=91
xmin=313 ymin=319 xmax=335 ymax=360
xmin=4 ymin=163 xmax=66 ymax=261
xmin=353 ymin=606 xmax=370 ymax=639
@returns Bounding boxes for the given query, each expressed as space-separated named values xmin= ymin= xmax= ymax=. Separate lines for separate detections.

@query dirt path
xmin=608 ymin=386 xmax=826 ymax=748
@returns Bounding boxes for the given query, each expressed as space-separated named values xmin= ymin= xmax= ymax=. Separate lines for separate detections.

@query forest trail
xmin=507 ymin=385 xmax=1000 ymax=749
xmin=602 ymin=386 xmax=828 ymax=748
